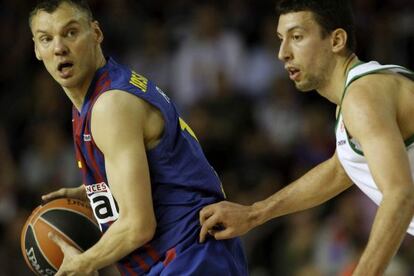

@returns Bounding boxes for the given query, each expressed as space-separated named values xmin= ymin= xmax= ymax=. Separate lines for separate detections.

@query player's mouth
xmin=57 ymin=61 xmax=74 ymax=78
xmin=286 ymin=66 xmax=301 ymax=81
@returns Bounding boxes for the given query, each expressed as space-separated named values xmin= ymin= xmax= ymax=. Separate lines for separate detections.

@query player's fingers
xmin=48 ymin=232 xmax=69 ymax=252
xmin=199 ymin=224 xmax=209 ymax=244
xmin=199 ymin=205 xmax=215 ymax=225
xmin=213 ymin=228 xmax=236 ymax=240
xmin=199 ymin=214 xmax=220 ymax=243
xmin=69 ymin=185 xmax=85 ymax=195
xmin=41 ymin=188 xmax=67 ymax=202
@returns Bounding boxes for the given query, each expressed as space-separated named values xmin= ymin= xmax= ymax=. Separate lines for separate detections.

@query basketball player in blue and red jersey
xmin=29 ymin=0 xmax=248 ymax=275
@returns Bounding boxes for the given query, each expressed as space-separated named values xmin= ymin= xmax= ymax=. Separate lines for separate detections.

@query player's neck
xmin=317 ymin=53 xmax=359 ymax=105
xmin=63 ymin=54 xmax=106 ymax=112
xmin=63 ymin=86 xmax=88 ymax=112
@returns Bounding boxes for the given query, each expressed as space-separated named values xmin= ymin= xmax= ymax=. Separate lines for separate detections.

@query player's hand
xmin=199 ymin=201 xmax=256 ymax=243
xmin=42 ymin=185 xmax=87 ymax=203
xmin=49 ymin=232 xmax=98 ymax=276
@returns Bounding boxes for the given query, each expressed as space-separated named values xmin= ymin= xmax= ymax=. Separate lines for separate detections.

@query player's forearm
xmin=75 ymin=218 xmax=155 ymax=272
xmin=354 ymin=189 xmax=414 ymax=275
xmin=251 ymin=155 xmax=352 ymax=227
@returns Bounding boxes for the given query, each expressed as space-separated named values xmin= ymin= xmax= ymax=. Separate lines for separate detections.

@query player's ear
xmin=91 ymin=20 xmax=104 ymax=44
xmin=331 ymin=28 xmax=347 ymax=53
xmin=33 ymin=39 xmax=42 ymax=61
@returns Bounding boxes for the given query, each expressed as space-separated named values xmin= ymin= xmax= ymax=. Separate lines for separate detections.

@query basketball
xmin=20 ymin=198 xmax=102 ymax=275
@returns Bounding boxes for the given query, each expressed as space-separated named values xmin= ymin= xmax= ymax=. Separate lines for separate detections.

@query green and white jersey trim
xmin=345 ymin=61 xmax=414 ymax=88
xmin=335 ymin=60 xmax=414 ymax=236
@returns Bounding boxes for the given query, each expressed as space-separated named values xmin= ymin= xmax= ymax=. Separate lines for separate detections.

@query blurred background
xmin=1 ymin=0 xmax=414 ymax=275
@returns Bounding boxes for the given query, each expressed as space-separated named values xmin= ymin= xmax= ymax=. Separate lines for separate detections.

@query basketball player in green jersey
xmin=199 ymin=0 xmax=414 ymax=274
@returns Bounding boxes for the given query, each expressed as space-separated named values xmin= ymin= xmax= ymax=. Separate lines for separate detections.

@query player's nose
xmin=53 ymin=36 xmax=69 ymax=56
xmin=278 ymin=41 xmax=293 ymax=62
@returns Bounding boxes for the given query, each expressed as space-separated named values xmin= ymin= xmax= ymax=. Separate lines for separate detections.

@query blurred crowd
xmin=1 ymin=0 xmax=414 ymax=275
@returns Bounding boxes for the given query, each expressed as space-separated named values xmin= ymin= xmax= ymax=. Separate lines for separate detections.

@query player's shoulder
xmin=345 ymin=72 xmax=398 ymax=108
xmin=342 ymin=74 xmax=397 ymax=135
xmin=92 ymin=90 xmax=150 ymax=121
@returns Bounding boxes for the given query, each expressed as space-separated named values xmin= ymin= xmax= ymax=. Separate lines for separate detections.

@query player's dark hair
xmin=29 ymin=0 xmax=93 ymax=27
xmin=276 ymin=0 xmax=356 ymax=52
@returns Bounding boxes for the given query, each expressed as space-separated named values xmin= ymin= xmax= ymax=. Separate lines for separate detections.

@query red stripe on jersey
xmin=94 ymin=72 xmax=110 ymax=94
xmin=162 ymin=247 xmax=176 ymax=267
xmin=90 ymin=71 xmax=110 ymax=104
xmin=96 ymin=79 xmax=111 ymax=93
xmin=82 ymin=112 xmax=105 ymax=182
xmin=96 ymin=71 xmax=109 ymax=87
xmin=81 ymin=74 xmax=112 ymax=183
xmin=83 ymin=99 xmax=105 ymax=183
xmin=143 ymin=244 xmax=160 ymax=262
xmin=124 ymin=262 xmax=136 ymax=275
xmin=73 ymin=109 xmax=84 ymax=142
xmin=76 ymin=145 xmax=89 ymax=182
xmin=84 ymin=140 xmax=105 ymax=182
xmin=131 ymin=255 xmax=150 ymax=272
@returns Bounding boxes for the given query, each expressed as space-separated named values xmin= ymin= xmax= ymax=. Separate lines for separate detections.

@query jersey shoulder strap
xmin=345 ymin=61 xmax=414 ymax=88
xmin=337 ymin=61 xmax=414 ymax=123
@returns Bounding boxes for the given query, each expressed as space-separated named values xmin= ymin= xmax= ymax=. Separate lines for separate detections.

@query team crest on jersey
xmin=83 ymin=134 xmax=92 ymax=142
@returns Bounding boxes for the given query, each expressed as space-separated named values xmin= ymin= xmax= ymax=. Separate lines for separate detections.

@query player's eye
xmin=292 ymin=34 xmax=303 ymax=41
xmin=39 ymin=36 xmax=52 ymax=44
xmin=67 ymin=29 xmax=78 ymax=38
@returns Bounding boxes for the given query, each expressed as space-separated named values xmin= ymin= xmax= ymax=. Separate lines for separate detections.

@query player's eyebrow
xmin=35 ymin=19 xmax=81 ymax=34
xmin=277 ymin=25 xmax=306 ymax=37
xmin=35 ymin=30 xmax=48 ymax=34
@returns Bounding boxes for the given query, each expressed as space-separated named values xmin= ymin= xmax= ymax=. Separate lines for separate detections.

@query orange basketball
xmin=20 ymin=198 xmax=101 ymax=275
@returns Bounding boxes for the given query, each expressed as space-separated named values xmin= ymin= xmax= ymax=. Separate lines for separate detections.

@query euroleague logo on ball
xmin=26 ymin=247 xmax=56 ymax=276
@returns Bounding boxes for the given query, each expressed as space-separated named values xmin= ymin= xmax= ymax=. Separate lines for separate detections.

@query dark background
xmin=1 ymin=0 xmax=413 ymax=275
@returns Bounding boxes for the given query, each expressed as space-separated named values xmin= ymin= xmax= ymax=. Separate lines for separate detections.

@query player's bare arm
xmin=342 ymin=74 xmax=414 ymax=275
xmin=199 ymin=152 xmax=353 ymax=242
xmin=54 ymin=90 xmax=161 ymax=274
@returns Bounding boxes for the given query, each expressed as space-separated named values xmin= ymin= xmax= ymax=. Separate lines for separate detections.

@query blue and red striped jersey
xmin=72 ymin=57 xmax=226 ymax=275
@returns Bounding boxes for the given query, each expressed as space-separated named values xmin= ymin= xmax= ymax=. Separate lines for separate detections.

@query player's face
xmin=277 ymin=11 xmax=334 ymax=91
xmin=30 ymin=2 xmax=103 ymax=89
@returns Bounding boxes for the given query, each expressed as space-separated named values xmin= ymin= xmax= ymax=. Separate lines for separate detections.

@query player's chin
xmin=295 ymin=82 xmax=315 ymax=92
xmin=57 ymin=77 xmax=78 ymax=88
